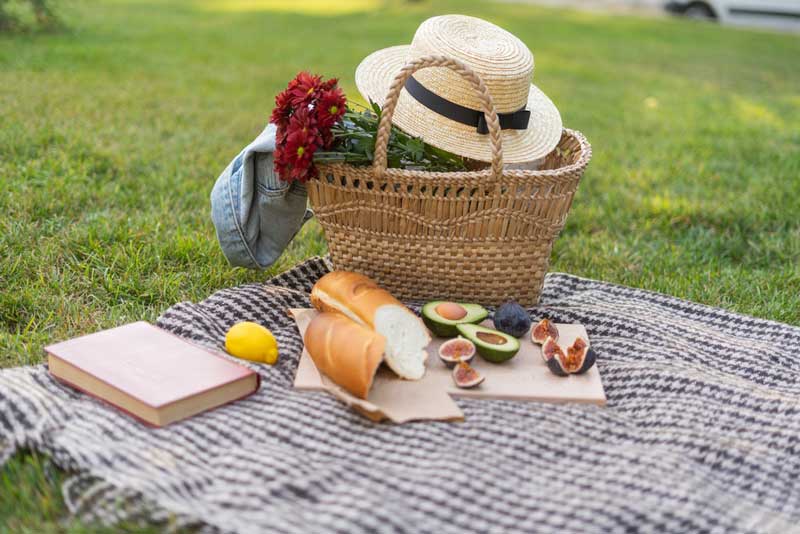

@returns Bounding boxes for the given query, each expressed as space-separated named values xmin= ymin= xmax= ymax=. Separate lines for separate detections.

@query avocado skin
xmin=421 ymin=301 xmax=488 ymax=338
xmin=476 ymin=345 xmax=519 ymax=364
xmin=422 ymin=315 xmax=461 ymax=338
xmin=456 ymin=324 xmax=521 ymax=363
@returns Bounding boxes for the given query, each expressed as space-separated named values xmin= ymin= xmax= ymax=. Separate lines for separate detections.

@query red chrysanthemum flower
xmin=320 ymin=77 xmax=339 ymax=91
xmin=284 ymin=129 xmax=312 ymax=161
xmin=280 ymin=128 xmax=316 ymax=182
xmin=269 ymin=72 xmax=347 ymax=183
xmin=269 ymin=89 xmax=293 ymax=129
xmin=273 ymin=145 xmax=286 ymax=168
xmin=290 ymin=107 xmax=324 ymax=151
xmin=316 ymin=88 xmax=346 ymax=131
xmin=276 ymin=126 xmax=288 ymax=146
xmin=288 ymin=106 xmax=317 ymax=134
xmin=287 ymin=71 xmax=322 ymax=106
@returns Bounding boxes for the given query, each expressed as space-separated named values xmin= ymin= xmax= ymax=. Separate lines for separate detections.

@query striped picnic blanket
xmin=2 ymin=256 xmax=799 ymax=533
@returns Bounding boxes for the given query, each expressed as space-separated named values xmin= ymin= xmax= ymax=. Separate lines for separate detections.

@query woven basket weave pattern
xmin=308 ymin=56 xmax=591 ymax=305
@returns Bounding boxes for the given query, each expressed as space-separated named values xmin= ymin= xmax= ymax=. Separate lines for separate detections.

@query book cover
xmin=46 ymin=321 xmax=260 ymax=426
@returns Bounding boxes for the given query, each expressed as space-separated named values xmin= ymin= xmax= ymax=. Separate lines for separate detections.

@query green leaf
xmin=315 ymin=101 xmax=467 ymax=171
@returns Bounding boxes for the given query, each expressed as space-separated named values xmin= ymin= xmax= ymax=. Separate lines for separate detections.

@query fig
xmin=541 ymin=336 xmax=569 ymax=377
xmin=493 ymin=300 xmax=532 ymax=338
xmin=452 ymin=360 xmax=485 ymax=389
xmin=564 ymin=337 xmax=596 ymax=375
xmin=542 ymin=336 xmax=596 ymax=376
xmin=531 ymin=319 xmax=559 ymax=345
xmin=438 ymin=337 xmax=476 ymax=368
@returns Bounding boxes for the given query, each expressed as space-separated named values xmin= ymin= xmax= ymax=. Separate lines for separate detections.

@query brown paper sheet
xmin=291 ymin=309 xmax=606 ymax=423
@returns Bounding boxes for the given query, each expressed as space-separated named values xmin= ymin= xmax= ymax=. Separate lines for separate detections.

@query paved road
xmin=496 ymin=0 xmax=665 ymax=15
xmin=497 ymin=0 xmax=800 ymax=32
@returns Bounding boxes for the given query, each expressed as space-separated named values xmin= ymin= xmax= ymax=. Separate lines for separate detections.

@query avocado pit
xmin=476 ymin=331 xmax=508 ymax=345
xmin=435 ymin=302 xmax=468 ymax=321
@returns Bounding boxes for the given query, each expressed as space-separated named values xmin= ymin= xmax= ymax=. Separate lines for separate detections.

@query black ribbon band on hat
xmin=403 ymin=76 xmax=530 ymax=135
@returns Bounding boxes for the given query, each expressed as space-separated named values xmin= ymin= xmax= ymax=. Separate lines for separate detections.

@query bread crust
xmin=303 ymin=312 xmax=385 ymax=399
xmin=310 ymin=272 xmax=403 ymax=328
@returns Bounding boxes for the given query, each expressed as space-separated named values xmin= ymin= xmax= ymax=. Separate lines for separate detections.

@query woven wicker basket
xmin=307 ymin=56 xmax=591 ymax=306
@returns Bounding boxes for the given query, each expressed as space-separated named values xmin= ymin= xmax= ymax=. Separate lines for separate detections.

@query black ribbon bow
xmin=403 ymin=76 xmax=530 ymax=135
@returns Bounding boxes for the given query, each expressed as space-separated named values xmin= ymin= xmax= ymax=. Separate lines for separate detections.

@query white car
xmin=665 ymin=0 xmax=800 ymax=30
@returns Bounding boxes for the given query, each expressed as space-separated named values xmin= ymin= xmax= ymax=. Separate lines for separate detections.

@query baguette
xmin=310 ymin=271 xmax=430 ymax=380
xmin=304 ymin=312 xmax=385 ymax=400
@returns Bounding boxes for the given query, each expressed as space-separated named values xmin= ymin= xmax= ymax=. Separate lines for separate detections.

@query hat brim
xmin=355 ymin=45 xmax=563 ymax=164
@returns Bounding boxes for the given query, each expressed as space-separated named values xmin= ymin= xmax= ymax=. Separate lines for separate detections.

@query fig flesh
xmin=452 ymin=361 xmax=485 ymax=389
xmin=542 ymin=336 xmax=596 ymax=376
xmin=493 ymin=301 xmax=532 ymax=338
xmin=438 ymin=337 xmax=476 ymax=368
xmin=531 ymin=319 xmax=559 ymax=345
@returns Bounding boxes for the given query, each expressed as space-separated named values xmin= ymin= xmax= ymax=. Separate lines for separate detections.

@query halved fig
xmin=452 ymin=361 xmax=485 ymax=389
xmin=563 ymin=337 xmax=596 ymax=375
xmin=532 ymin=319 xmax=559 ymax=345
xmin=542 ymin=336 xmax=597 ymax=376
xmin=542 ymin=336 xmax=569 ymax=376
xmin=438 ymin=337 xmax=476 ymax=368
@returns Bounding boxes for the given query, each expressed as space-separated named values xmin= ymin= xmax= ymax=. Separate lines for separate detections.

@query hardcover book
xmin=46 ymin=321 xmax=259 ymax=427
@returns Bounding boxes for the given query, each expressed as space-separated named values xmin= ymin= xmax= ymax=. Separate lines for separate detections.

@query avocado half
xmin=456 ymin=323 xmax=521 ymax=363
xmin=421 ymin=301 xmax=489 ymax=338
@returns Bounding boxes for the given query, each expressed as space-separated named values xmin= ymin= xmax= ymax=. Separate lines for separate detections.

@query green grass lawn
xmin=1 ymin=0 xmax=798 ymax=530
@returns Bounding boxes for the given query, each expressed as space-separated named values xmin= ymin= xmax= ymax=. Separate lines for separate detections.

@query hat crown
xmin=407 ymin=15 xmax=534 ymax=113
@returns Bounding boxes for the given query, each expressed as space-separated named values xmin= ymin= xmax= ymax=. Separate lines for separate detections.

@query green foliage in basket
xmin=314 ymin=102 xmax=470 ymax=172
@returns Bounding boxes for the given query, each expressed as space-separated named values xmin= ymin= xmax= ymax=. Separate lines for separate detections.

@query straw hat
xmin=355 ymin=15 xmax=563 ymax=164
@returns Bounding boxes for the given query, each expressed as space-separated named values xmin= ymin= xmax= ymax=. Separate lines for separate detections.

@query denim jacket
xmin=210 ymin=124 xmax=312 ymax=269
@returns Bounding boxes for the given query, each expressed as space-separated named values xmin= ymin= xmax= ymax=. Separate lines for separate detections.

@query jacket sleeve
xmin=210 ymin=124 xmax=313 ymax=269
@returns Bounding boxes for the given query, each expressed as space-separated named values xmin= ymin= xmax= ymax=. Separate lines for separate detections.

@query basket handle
xmin=372 ymin=55 xmax=504 ymax=182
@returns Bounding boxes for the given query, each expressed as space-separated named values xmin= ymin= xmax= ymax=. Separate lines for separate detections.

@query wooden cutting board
xmin=292 ymin=310 xmax=606 ymax=423
xmin=430 ymin=320 xmax=606 ymax=405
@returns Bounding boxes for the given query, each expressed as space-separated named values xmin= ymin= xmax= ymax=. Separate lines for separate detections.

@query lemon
xmin=224 ymin=322 xmax=279 ymax=365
